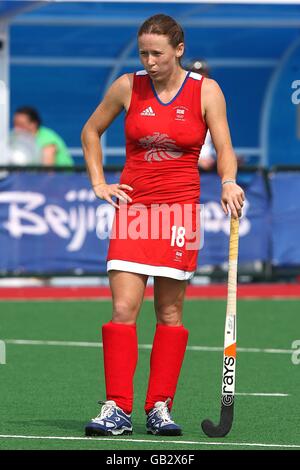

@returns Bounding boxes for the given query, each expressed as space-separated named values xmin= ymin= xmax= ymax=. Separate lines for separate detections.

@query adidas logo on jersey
xmin=140 ymin=106 xmax=156 ymax=116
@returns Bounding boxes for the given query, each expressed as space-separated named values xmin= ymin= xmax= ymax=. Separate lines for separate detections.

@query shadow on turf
xmin=8 ymin=420 xmax=84 ymax=432
xmin=8 ymin=420 xmax=149 ymax=435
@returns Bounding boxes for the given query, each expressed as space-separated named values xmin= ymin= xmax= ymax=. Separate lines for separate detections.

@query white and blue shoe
xmin=146 ymin=398 xmax=182 ymax=436
xmin=85 ymin=400 xmax=133 ymax=436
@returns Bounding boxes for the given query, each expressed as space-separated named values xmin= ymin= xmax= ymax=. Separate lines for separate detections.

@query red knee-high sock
xmin=144 ymin=323 xmax=189 ymax=413
xmin=102 ymin=321 xmax=138 ymax=414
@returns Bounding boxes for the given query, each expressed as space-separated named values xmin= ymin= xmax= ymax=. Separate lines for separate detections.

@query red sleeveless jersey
xmin=121 ymin=70 xmax=207 ymax=207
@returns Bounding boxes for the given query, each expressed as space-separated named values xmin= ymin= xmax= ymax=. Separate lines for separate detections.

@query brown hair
xmin=138 ymin=14 xmax=184 ymax=49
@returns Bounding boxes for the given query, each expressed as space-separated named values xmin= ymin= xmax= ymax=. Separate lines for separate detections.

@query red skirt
xmin=107 ymin=202 xmax=201 ymax=280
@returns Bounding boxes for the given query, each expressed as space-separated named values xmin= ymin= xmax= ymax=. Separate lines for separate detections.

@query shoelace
xmin=155 ymin=398 xmax=173 ymax=423
xmin=96 ymin=401 xmax=115 ymax=420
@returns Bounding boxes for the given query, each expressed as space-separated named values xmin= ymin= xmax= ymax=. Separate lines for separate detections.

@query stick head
xmin=201 ymin=402 xmax=234 ymax=438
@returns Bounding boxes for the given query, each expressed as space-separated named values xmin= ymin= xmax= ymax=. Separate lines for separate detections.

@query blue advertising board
xmin=270 ymin=172 xmax=300 ymax=266
xmin=0 ymin=171 xmax=120 ymax=274
xmin=0 ymin=170 xmax=270 ymax=274
xmin=198 ymin=172 xmax=270 ymax=266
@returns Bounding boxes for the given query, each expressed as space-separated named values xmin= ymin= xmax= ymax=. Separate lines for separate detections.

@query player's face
xmin=13 ymin=113 xmax=37 ymax=134
xmin=138 ymin=34 xmax=184 ymax=81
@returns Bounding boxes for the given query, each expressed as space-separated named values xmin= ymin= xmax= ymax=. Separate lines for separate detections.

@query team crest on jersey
xmin=139 ymin=132 xmax=183 ymax=162
xmin=173 ymin=105 xmax=189 ymax=121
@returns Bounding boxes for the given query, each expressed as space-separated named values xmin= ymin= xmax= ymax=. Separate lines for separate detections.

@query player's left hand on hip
xmin=221 ymin=183 xmax=245 ymax=219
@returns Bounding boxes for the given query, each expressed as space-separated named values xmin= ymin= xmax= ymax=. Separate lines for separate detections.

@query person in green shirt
xmin=13 ymin=106 xmax=74 ymax=166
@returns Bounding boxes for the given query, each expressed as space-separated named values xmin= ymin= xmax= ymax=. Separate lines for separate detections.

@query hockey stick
xmin=201 ymin=216 xmax=239 ymax=438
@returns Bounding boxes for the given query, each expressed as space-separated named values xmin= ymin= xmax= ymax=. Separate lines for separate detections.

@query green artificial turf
xmin=0 ymin=299 xmax=299 ymax=450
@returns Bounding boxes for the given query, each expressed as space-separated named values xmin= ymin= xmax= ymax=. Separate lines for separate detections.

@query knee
xmin=112 ymin=300 xmax=138 ymax=324
xmin=155 ymin=304 xmax=182 ymax=326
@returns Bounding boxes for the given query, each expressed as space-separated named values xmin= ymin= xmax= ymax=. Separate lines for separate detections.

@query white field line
xmin=3 ymin=340 xmax=289 ymax=398
xmin=4 ymin=339 xmax=294 ymax=355
xmin=0 ymin=434 xmax=299 ymax=448
xmin=235 ymin=393 xmax=289 ymax=397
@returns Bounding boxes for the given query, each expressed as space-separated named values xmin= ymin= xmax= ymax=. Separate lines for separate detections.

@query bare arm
xmin=202 ymin=78 xmax=245 ymax=218
xmin=81 ymin=74 xmax=133 ymax=207
xmin=42 ymin=144 xmax=56 ymax=166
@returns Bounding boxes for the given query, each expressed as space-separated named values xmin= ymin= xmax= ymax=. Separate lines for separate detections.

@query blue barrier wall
xmin=198 ymin=172 xmax=270 ymax=267
xmin=9 ymin=2 xmax=300 ymax=167
xmin=270 ymin=172 xmax=300 ymax=266
xmin=0 ymin=170 xmax=279 ymax=275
